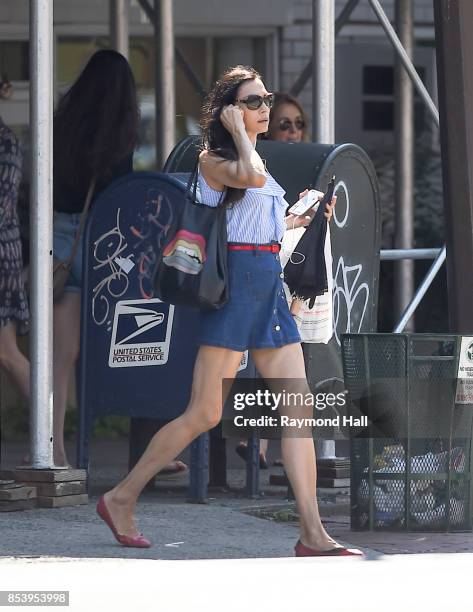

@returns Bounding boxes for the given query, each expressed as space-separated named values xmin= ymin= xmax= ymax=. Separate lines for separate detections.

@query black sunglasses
xmin=236 ymin=93 xmax=274 ymax=110
xmin=279 ymin=118 xmax=306 ymax=132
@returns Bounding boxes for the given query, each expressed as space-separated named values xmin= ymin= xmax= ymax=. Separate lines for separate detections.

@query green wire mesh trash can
xmin=341 ymin=333 xmax=473 ymax=532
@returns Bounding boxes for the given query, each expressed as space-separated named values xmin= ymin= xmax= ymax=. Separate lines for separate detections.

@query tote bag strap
xmin=186 ymin=158 xmax=200 ymax=201
xmin=189 ymin=153 xmax=227 ymax=209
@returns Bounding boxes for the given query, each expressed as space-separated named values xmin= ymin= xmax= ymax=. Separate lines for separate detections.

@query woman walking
xmin=0 ymin=78 xmax=29 ymax=401
xmin=97 ymin=66 xmax=359 ymax=556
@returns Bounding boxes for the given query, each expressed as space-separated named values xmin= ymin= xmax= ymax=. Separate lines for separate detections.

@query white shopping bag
xmin=280 ymin=222 xmax=333 ymax=344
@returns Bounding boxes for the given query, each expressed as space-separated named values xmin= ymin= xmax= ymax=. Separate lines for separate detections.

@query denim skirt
xmin=53 ymin=212 xmax=83 ymax=293
xmin=198 ymin=249 xmax=301 ymax=351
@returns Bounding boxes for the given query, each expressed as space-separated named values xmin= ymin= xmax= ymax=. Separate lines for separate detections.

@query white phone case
xmin=288 ymin=189 xmax=323 ymax=216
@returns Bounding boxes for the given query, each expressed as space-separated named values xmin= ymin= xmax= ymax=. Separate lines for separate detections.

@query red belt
xmin=228 ymin=243 xmax=281 ymax=253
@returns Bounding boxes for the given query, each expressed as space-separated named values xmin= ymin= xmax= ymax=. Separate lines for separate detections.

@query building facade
xmin=0 ymin=0 xmax=438 ymax=156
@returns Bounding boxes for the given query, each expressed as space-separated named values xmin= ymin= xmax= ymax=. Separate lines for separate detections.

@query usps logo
xmin=108 ymin=299 xmax=174 ymax=368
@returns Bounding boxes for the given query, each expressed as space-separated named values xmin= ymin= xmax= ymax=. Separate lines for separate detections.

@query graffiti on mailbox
xmin=130 ymin=190 xmax=174 ymax=300
xmin=332 ymin=258 xmax=370 ymax=345
xmin=92 ymin=208 xmax=131 ymax=327
xmin=331 ymin=180 xmax=370 ymax=344
xmin=91 ymin=190 xmax=174 ymax=330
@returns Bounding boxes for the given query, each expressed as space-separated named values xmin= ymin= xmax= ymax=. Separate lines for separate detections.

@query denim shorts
xmin=198 ymin=249 xmax=301 ymax=351
xmin=53 ymin=212 xmax=83 ymax=293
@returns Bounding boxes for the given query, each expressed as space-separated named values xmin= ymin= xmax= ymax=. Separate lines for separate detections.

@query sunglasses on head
xmin=236 ymin=93 xmax=274 ymax=110
xmin=279 ymin=118 xmax=306 ymax=132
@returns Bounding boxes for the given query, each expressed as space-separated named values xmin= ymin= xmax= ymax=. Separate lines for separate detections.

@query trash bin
xmin=341 ymin=333 xmax=473 ymax=532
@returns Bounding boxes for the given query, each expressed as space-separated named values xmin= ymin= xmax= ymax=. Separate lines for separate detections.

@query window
xmin=0 ymin=41 xmax=29 ymax=81
xmin=362 ymin=65 xmax=426 ymax=133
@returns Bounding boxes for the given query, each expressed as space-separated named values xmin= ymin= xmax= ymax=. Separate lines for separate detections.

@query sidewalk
xmin=1 ymin=438 xmax=472 ymax=560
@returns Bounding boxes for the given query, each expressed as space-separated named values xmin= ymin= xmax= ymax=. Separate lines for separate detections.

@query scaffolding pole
xmin=291 ymin=0 xmax=359 ymax=98
xmin=29 ymin=0 xmax=54 ymax=468
xmin=394 ymin=0 xmax=414 ymax=330
xmin=394 ymin=246 xmax=446 ymax=333
xmin=368 ymin=0 xmax=439 ymax=125
xmin=137 ymin=0 xmax=206 ymax=99
xmin=312 ymin=0 xmax=335 ymax=142
xmin=154 ymin=0 xmax=176 ymax=169
xmin=110 ymin=0 xmax=130 ymax=59
xmin=434 ymin=0 xmax=473 ymax=332
xmin=312 ymin=0 xmax=336 ymax=459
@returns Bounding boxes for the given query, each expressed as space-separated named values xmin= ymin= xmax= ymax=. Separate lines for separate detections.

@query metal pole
xmin=381 ymin=248 xmax=441 ymax=260
xmin=394 ymin=0 xmax=414 ymax=330
xmin=110 ymin=0 xmax=130 ymax=59
xmin=434 ymin=0 xmax=473 ymax=332
xmin=291 ymin=0 xmax=360 ymax=98
xmin=312 ymin=1 xmax=336 ymax=460
xmin=312 ymin=0 xmax=335 ymax=144
xmin=394 ymin=246 xmax=446 ymax=332
xmin=29 ymin=0 xmax=54 ymax=468
xmin=154 ymin=0 xmax=176 ymax=170
xmin=312 ymin=0 xmax=335 ymax=142
xmin=368 ymin=0 xmax=439 ymax=126
xmin=138 ymin=0 xmax=207 ymax=99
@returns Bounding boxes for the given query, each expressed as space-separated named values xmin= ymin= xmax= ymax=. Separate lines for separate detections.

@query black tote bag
xmin=153 ymin=165 xmax=228 ymax=310
xmin=283 ymin=176 xmax=336 ymax=307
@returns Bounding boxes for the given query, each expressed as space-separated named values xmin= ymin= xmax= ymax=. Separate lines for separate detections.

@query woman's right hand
xmin=220 ymin=104 xmax=246 ymax=136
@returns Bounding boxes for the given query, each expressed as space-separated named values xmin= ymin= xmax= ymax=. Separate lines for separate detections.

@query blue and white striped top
xmin=198 ymin=169 xmax=289 ymax=244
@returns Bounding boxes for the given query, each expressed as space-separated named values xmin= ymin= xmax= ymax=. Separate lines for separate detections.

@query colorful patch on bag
xmin=162 ymin=230 xmax=206 ymax=275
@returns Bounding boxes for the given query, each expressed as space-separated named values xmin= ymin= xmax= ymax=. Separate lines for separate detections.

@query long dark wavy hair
xmin=201 ymin=65 xmax=261 ymax=207
xmin=54 ymin=50 xmax=139 ymax=190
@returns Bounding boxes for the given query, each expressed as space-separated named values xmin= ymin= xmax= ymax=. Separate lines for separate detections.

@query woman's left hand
xmin=325 ymin=195 xmax=336 ymax=223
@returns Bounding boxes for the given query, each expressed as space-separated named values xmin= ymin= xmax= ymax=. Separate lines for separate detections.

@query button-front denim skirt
xmin=198 ymin=249 xmax=301 ymax=351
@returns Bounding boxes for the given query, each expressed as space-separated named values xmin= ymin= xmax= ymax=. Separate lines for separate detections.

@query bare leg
xmin=252 ymin=343 xmax=338 ymax=551
xmin=0 ymin=320 xmax=29 ymax=398
xmin=53 ymin=292 xmax=81 ymax=466
xmin=103 ymin=345 xmax=244 ymax=537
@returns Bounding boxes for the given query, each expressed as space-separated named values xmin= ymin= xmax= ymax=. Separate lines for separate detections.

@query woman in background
xmin=265 ymin=92 xmax=309 ymax=143
xmin=52 ymin=50 xmax=139 ymax=467
xmin=0 ymin=78 xmax=29 ymax=403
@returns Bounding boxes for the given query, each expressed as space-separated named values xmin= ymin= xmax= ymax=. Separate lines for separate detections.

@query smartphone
xmin=288 ymin=189 xmax=323 ymax=216
xmin=288 ymin=175 xmax=336 ymax=216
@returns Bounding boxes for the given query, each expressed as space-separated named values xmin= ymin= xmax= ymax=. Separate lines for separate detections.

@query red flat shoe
xmin=294 ymin=540 xmax=363 ymax=557
xmin=96 ymin=495 xmax=151 ymax=548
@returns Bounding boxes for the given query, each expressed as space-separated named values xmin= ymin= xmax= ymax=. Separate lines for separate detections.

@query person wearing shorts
xmin=97 ymin=66 xmax=362 ymax=558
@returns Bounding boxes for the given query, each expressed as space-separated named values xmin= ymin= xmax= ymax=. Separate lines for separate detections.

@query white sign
xmin=114 ymin=255 xmax=135 ymax=274
xmin=108 ymin=298 xmax=174 ymax=368
xmin=455 ymin=336 xmax=473 ymax=404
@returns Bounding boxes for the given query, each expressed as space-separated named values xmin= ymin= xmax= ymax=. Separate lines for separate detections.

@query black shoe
xmin=235 ymin=443 xmax=268 ymax=469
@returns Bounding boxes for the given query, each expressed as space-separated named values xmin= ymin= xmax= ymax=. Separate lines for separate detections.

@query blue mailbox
xmin=78 ymin=172 xmax=255 ymax=501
